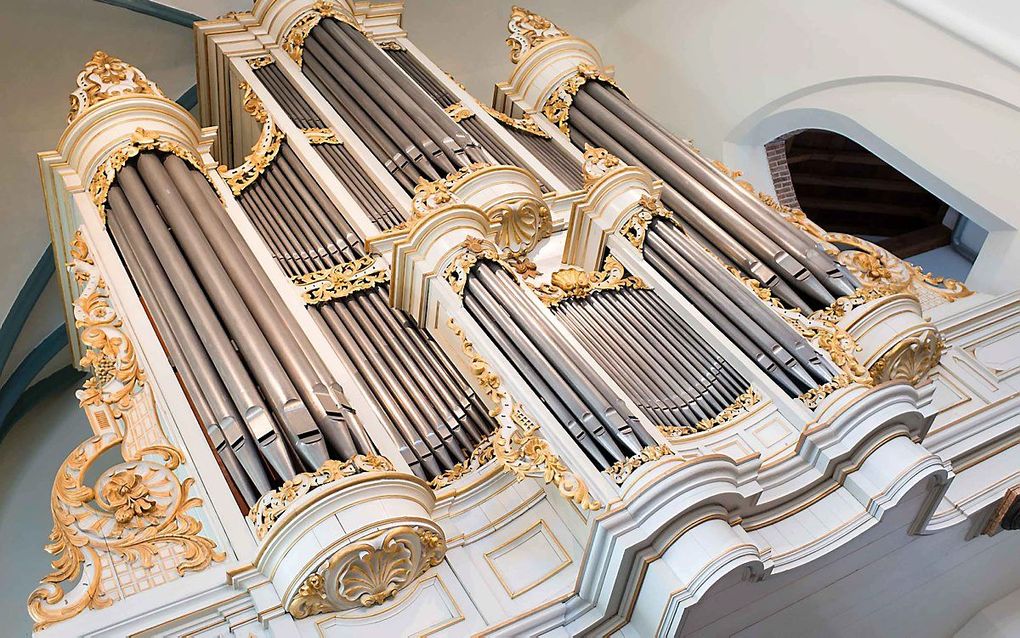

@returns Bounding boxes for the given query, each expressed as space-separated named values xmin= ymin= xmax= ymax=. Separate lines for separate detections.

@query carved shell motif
xmin=287 ymin=525 xmax=446 ymax=618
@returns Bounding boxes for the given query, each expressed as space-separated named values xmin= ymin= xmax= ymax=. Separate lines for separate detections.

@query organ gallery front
xmin=27 ymin=2 xmax=1020 ymax=636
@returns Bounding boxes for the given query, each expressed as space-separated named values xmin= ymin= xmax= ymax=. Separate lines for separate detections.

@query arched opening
xmin=765 ymin=129 xmax=987 ymax=281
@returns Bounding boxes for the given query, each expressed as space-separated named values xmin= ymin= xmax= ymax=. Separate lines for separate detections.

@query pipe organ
xmin=30 ymin=3 xmax=1014 ymax=637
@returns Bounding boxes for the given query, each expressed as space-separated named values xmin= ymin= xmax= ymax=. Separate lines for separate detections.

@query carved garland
xmin=247 ymin=454 xmax=396 ymax=540
xmin=429 ymin=436 xmax=496 ymax=490
xmin=301 ymin=127 xmax=341 ymax=145
xmin=282 ymin=1 xmax=363 ymax=67
xmin=28 ymin=231 xmax=223 ymax=631
xmin=288 ymin=525 xmax=445 ymax=618
xmin=444 ymin=101 xmax=551 ymax=138
xmin=448 ymin=318 xmax=601 ymax=510
xmin=506 ymin=5 xmax=568 ymax=64
xmin=68 ymin=51 xmax=165 ymax=123
xmin=659 ymin=387 xmax=764 ymax=438
xmin=217 ymin=82 xmax=284 ymax=195
xmin=89 ymin=127 xmax=207 ymax=223
xmin=533 ymin=255 xmax=648 ymax=307
xmin=291 ymin=254 xmax=390 ymax=305
xmin=543 ymin=63 xmax=623 ymax=138
xmin=605 ymin=444 xmax=674 ymax=485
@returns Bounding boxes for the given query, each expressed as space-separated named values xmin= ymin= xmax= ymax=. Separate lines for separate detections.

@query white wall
xmin=407 ymin=0 xmax=1020 ymax=294
xmin=956 ymin=585 xmax=1020 ymax=638
xmin=0 ymin=389 xmax=92 ymax=637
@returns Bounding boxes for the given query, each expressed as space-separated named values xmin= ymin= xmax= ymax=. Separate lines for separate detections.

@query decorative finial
xmin=581 ymin=144 xmax=621 ymax=186
xmin=68 ymin=51 xmax=164 ymax=124
xmin=506 ymin=6 xmax=567 ymax=64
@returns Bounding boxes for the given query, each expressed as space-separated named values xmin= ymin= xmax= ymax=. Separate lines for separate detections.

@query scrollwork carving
xmin=217 ymin=82 xmax=284 ymax=195
xmin=869 ymin=328 xmax=944 ymax=386
xmin=581 ymin=144 xmax=621 ymax=187
xmin=506 ymin=6 xmax=567 ymax=64
xmin=605 ymin=444 xmax=673 ymax=485
xmin=533 ymin=255 xmax=647 ymax=307
xmin=282 ymin=1 xmax=362 ymax=67
xmin=248 ymin=454 xmax=396 ymax=540
xmin=290 ymin=254 xmax=389 ymax=305
xmin=28 ymin=231 xmax=223 ymax=631
xmin=68 ymin=51 xmax=164 ymax=123
xmin=489 ymin=197 xmax=552 ymax=257
xmin=621 ymin=194 xmax=673 ymax=250
xmin=543 ymin=63 xmax=622 ymax=138
xmin=89 ymin=127 xmax=207 ymax=223
xmin=659 ymin=387 xmax=763 ymax=438
xmin=287 ymin=525 xmax=446 ymax=618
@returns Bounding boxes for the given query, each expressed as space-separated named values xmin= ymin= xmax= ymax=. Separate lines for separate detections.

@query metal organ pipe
xmin=464 ymin=261 xmax=657 ymax=468
xmin=234 ymin=142 xmax=493 ymax=482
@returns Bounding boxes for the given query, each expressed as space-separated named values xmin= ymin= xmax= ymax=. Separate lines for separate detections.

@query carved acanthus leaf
xmin=28 ymin=231 xmax=223 ymax=631
xmin=506 ymin=6 xmax=567 ymax=64
xmin=68 ymin=51 xmax=164 ymax=123
xmin=533 ymin=255 xmax=647 ymax=307
xmin=217 ymin=82 xmax=284 ymax=195
xmin=543 ymin=63 xmax=622 ymax=138
xmin=291 ymin=255 xmax=390 ymax=305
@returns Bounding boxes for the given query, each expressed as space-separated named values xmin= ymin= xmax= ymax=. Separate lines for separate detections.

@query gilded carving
xmin=478 ymin=102 xmax=550 ymax=138
xmin=283 ymin=1 xmax=362 ymax=67
xmin=290 ymin=254 xmax=389 ymax=305
xmin=68 ymin=51 xmax=164 ymax=123
xmin=506 ymin=6 xmax=567 ymax=64
xmin=447 ymin=318 xmax=602 ymax=511
xmin=869 ymin=329 xmax=944 ymax=386
xmin=621 ymin=194 xmax=673 ymax=250
xmin=287 ymin=525 xmax=446 ymax=618
xmin=247 ymin=55 xmax=274 ymax=70
xmin=444 ymin=237 xmax=537 ymax=296
xmin=430 ymin=437 xmax=496 ymax=490
xmin=659 ymin=387 xmax=763 ymax=438
xmin=302 ymin=127 xmax=341 ymax=145
xmin=89 ymin=127 xmax=207 ymax=223
xmin=533 ymin=255 xmax=647 ymax=307
xmin=248 ymin=454 xmax=396 ymax=540
xmin=447 ymin=317 xmax=506 ymax=416
xmin=28 ymin=231 xmax=223 ymax=631
xmin=798 ymin=374 xmax=853 ymax=410
xmin=581 ymin=144 xmax=621 ymax=187
xmin=217 ymin=82 xmax=284 ymax=195
xmin=605 ymin=444 xmax=673 ymax=485
xmin=543 ymin=63 xmax=622 ymax=138
xmin=489 ymin=197 xmax=553 ymax=256
xmin=444 ymin=102 xmax=474 ymax=122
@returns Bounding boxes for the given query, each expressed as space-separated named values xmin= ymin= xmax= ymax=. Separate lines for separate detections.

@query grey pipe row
xmin=235 ymin=147 xmax=493 ymax=481
xmin=553 ymin=286 xmax=748 ymax=432
xmin=464 ymin=261 xmax=656 ymax=469
xmin=384 ymin=46 xmax=460 ymax=108
xmin=568 ymin=81 xmax=858 ymax=311
xmin=250 ymin=64 xmax=409 ymax=232
xmin=301 ymin=19 xmax=484 ymax=194
xmin=106 ymin=152 xmax=376 ymax=504
xmin=385 ymin=42 xmax=577 ymax=194
xmin=643 ymin=217 xmax=837 ymax=395
xmin=509 ymin=128 xmax=584 ymax=191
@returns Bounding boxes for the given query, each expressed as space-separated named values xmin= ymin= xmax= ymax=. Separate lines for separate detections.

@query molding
xmin=93 ymin=0 xmax=203 ymax=27
xmin=0 ymin=243 xmax=56 ymax=373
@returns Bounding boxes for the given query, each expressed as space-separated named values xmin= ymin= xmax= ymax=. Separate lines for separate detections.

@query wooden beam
xmin=786 ymin=149 xmax=886 ymax=166
xmin=878 ymin=224 xmax=952 ymax=258
xmin=798 ymin=197 xmax=935 ymax=218
xmin=793 ymin=174 xmax=922 ymax=193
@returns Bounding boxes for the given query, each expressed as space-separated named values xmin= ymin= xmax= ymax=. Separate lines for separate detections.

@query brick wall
xmin=764 ymin=131 xmax=802 ymax=209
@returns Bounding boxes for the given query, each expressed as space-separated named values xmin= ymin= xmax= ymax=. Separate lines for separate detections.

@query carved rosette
xmin=288 ymin=525 xmax=446 ymax=618
xmin=291 ymin=254 xmax=390 ymax=305
xmin=28 ymin=231 xmax=223 ymax=631
xmin=68 ymin=51 xmax=165 ymax=123
xmin=248 ymin=454 xmax=396 ymax=539
xmin=506 ymin=6 xmax=568 ymax=64
xmin=217 ymin=82 xmax=284 ymax=195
